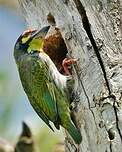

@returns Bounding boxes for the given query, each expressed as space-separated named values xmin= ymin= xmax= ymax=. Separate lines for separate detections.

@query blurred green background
xmin=0 ymin=0 xmax=64 ymax=151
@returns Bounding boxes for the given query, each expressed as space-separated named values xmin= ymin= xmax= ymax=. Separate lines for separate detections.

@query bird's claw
xmin=62 ymin=58 xmax=77 ymax=75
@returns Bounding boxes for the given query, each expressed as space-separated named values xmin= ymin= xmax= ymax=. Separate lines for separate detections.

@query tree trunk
xmin=18 ymin=0 xmax=122 ymax=151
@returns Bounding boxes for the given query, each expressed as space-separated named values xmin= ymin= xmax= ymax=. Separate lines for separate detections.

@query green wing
xmin=19 ymin=55 xmax=60 ymax=130
xmin=32 ymin=103 xmax=54 ymax=131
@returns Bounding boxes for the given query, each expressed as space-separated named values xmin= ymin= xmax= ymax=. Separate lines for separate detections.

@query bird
xmin=15 ymin=122 xmax=35 ymax=152
xmin=14 ymin=26 xmax=82 ymax=144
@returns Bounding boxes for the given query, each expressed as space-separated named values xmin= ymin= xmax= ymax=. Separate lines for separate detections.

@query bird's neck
xmin=39 ymin=52 xmax=67 ymax=88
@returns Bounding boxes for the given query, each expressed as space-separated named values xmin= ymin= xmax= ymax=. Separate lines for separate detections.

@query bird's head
xmin=14 ymin=26 xmax=50 ymax=55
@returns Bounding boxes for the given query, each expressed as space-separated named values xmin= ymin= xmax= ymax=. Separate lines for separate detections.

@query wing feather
xmin=19 ymin=54 xmax=60 ymax=130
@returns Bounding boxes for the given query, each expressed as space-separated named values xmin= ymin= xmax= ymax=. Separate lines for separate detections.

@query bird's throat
xmin=27 ymin=39 xmax=44 ymax=53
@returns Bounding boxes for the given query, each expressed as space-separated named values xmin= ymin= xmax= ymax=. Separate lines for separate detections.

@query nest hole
xmin=107 ymin=128 xmax=115 ymax=140
xmin=43 ymin=15 xmax=68 ymax=74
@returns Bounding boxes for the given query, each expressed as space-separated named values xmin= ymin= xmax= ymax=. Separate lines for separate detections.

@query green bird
xmin=14 ymin=26 xmax=82 ymax=144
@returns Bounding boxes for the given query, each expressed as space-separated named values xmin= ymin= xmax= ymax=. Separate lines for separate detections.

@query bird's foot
xmin=62 ymin=58 xmax=77 ymax=75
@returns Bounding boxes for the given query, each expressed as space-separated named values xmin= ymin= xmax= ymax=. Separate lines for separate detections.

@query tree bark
xmin=18 ymin=0 xmax=122 ymax=151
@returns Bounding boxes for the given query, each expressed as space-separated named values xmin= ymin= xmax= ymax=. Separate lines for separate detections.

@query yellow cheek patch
xmin=27 ymin=39 xmax=44 ymax=53
xmin=22 ymin=36 xmax=30 ymax=44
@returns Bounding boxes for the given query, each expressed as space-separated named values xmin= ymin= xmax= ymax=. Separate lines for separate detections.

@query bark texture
xmin=18 ymin=0 xmax=122 ymax=151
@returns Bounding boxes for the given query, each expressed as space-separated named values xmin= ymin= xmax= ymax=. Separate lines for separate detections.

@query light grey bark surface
xmin=18 ymin=0 xmax=122 ymax=151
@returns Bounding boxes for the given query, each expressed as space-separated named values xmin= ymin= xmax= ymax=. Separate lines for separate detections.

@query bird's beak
xmin=31 ymin=26 xmax=50 ymax=40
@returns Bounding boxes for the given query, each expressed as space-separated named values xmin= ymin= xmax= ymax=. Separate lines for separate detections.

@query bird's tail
xmin=65 ymin=121 xmax=82 ymax=144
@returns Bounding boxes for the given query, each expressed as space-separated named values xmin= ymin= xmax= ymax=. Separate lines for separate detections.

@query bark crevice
xmin=73 ymin=0 xmax=111 ymax=95
xmin=73 ymin=65 xmax=97 ymax=125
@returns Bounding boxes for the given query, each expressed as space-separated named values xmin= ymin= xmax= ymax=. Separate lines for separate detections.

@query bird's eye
xmin=21 ymin=29 xmax=37 ymax=44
